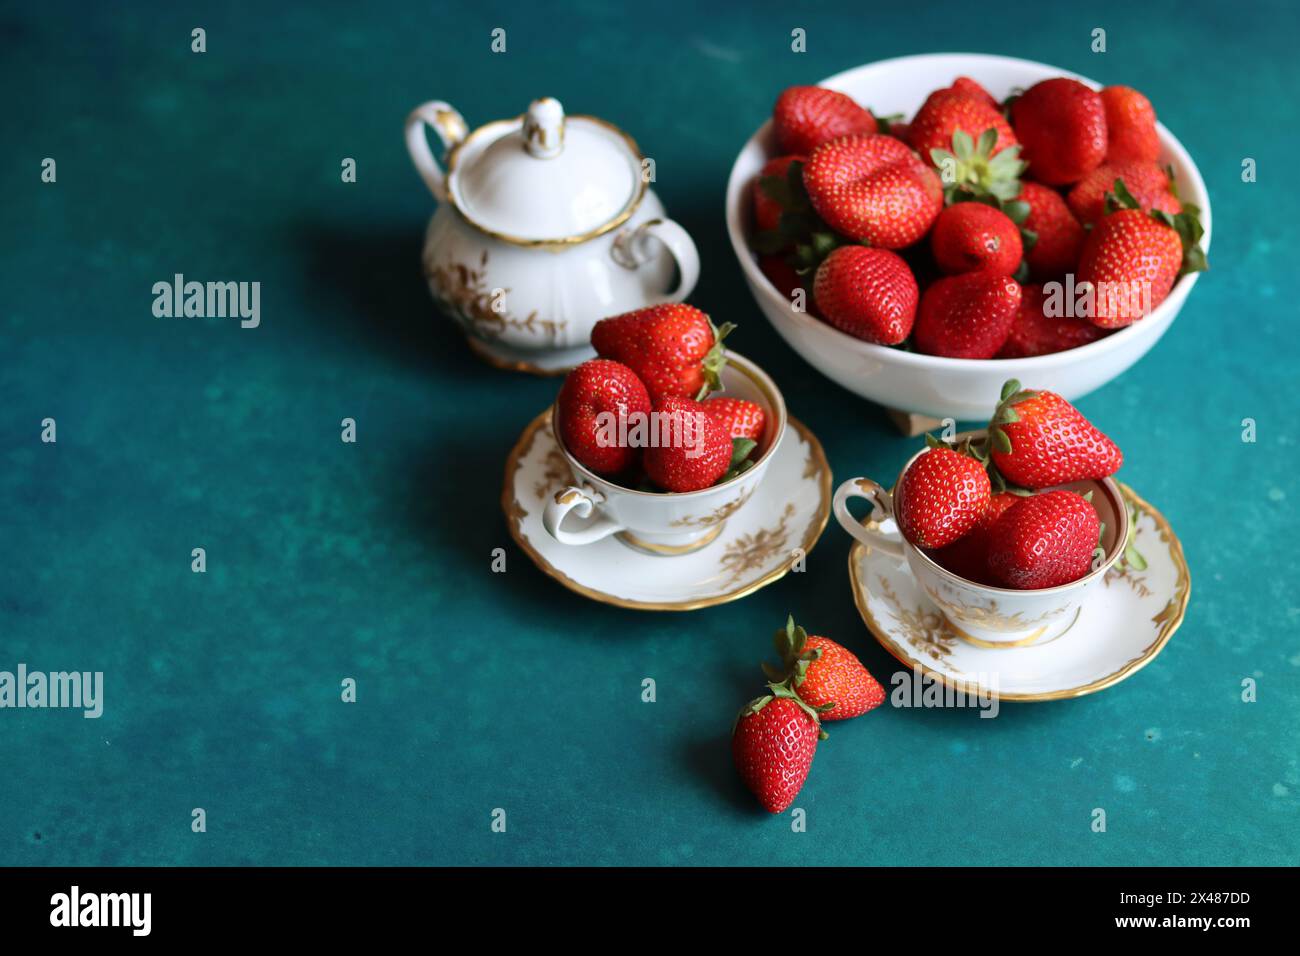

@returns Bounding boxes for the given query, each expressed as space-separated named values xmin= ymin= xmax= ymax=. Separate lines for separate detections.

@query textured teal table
xmin=2 ymin=0 xmax=1297 ymax=866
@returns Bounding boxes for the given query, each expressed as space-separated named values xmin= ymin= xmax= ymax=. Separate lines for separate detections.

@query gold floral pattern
xmin=1105 ymin=564 xmax=1153 ymax=598
xmin=534 ymin=446 xmax=570 ymax=501
xmin=719 ymin=503 xmax=795 ymax=585
xmin=425 ymin=249 xmax=565 ymax=341
xmin=921 ymin=585 xmax=1067 ymax=632
xmin=879 ymin=576 xmax=958 ymax=661
xmin=670 ymin=486 xmax=756 ymax=527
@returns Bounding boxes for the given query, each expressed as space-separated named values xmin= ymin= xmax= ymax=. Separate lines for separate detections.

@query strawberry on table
xmin=1100 ymin=85 xmax=1161 ymax=164
xmin=896 ymin=446 xmax=992 ymax=550
xmin=556 ymin=359 xmax=651 ymax=477
xmin=930 ymin=202 xmax=1023 ymax=276
xmin=1066 ymin=160 xmax=1180 ymax=226
xmin=763 ymin=615 xmax=885 ymax=721
xmin=772 ymin=85 xmax=877 ymax=155
xmin=642 ymin=395 xmax=732 ymax=492
xmin=987 ymin=489 xmax=1101 ymax=589
xmin=591 ymin=303 xmax=733 ymax=403
xmin=986 ymin=380 xmax=1123 ymax=488
xmin=802 ymin=133 xmax=943 ymax=248
xmin=732 ymin=692 xmax=822 ymax=814
xmin=913 ymin=272 xmax=1022 ymax=359
xmin=928 ymin=491 xmax=1019 ymax=584
xmin=1011 ymin=78 xmax=1108 ymax=185
xmin=997 ymin=283 xmax=1108 ymax=358
xmin=812 ymin=245 xmax=918 ymax=345
xmin=702 ymin=396 xmax=765 ymax=442
xmin=1016 ymin=181 xmax=1084 ymax=280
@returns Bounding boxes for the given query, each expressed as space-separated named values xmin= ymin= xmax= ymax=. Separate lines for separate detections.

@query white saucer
xmin=503 ymin=408 xmax=831 ymax=610
xmin=848 ymin=483 xmax=1190 ymax=701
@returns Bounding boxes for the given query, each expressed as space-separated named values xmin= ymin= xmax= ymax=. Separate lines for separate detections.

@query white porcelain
xmin=724 ymin=53 xmax=1213 ymax=421
xmin=833 ymin=445 xmax=1129 ymax=645
xmin=847 ymin=482 xmax=1189 ymax=700
xmin=407 ymin=97 xmax=700 ymax=372
xmin=541 ymin=352 xmax=785 ymax=555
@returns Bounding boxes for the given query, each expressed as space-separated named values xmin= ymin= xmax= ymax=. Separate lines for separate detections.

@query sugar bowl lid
xmin=446 ymin=98 xmax=648 ymax=245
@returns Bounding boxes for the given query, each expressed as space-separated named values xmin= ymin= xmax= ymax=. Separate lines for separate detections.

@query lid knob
xmin=523 ymin=97 xmax=565 ymax=159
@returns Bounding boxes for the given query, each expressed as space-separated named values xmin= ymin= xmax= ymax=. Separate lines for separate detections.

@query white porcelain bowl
xmin=724 ymin=53 xmax=1212 ymax=421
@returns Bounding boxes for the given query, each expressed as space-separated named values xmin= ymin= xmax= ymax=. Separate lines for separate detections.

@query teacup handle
xmin=611 ymin=218 xmax=701 ymax=302
xmin=542 ymin=486 xmax=625 ymax=546
xmin=405 ymin=101 xmax=469 ymax=203
xmin=833 ymin=478 xmax=907 ymax=561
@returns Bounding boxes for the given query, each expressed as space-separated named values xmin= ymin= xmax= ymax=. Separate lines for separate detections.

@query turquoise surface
xmin=2 ymin=0 xmax=1297 ymax=866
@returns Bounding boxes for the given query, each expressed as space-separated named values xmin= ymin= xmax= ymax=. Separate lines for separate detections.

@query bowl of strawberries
xmin=725 ymin=52 xmax=1212 ymax=422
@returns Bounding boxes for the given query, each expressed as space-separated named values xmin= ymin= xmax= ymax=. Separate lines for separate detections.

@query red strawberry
xmin=896 ymin=446 xmax=992 ymax=550
xmin=732 ymin=694 xmax=821 ymax=814
xmin=950 ymin=76 xmax=999 ymax=109
xmin=885 ymin=120 xmax=911 ymax=142
xmin=642 ymin=395 xmax=732 ymax=492
xmin=913 ymin=273 xmax=1021 ymax=359
xmin=556 ymin=359 xmax=651 ymax=477
xmin=703 ymin=396 xmax=765 ymax=441
xmin=765 ymin=616 xmax=885 ymax=721
xmin=1100 ymin=85 xmax=1160 ymax=164
xmin=772 ymin=85 xmax=876 ymax=155
xmin=1067 ymin=161 xmax=1180 ymax=226
xmin=591 ymin=304 xmax=733 ymax=402
xmin=1075 ymin=208 xmax=1183 ymax=328
xmin=802 ymin=134 xmax=943 ymax=248
xmin=928 ymin=491 xmax=1019 ymax=584
xmin=987 ymin=382 xmax=1123 ymax=489
xmin=930 ymin=202 xmax=1023 ymax=275
xmin=909 ymin=87 xmax=1018 ymax=161
xmin=812 ymin=246 xmax=918 ymax=345
xmin=1011 ymin=78 xmax=1107 ymax=185
xmin=1016 ymin=182 xmax=1084 ymax=280
xmin=997 ymin=283 xmax=1108 ymax=358
xmin=759 ymin=254 xmax=803 ymax=301
xmin=987 ymin=490 xmax=1100 ymax=589
xmin=752 ymin=154 xmax=804 ymax=235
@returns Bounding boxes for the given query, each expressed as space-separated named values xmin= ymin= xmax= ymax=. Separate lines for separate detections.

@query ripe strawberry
xmin=702 ymin=396 xmax=765 ymax=441
xmin=909 ymin=87 xmax=1018 ymax=161
xmin=802 ymin=133 xmax=943 ymax=248
xmin=1067 ymin=161 xmax=1180 ymax=226
xmin=1016 ymin=181 xmax=1084 ymax=280
xmin=591 ymin=304 xmax=733 ymax=402
xmin=896 ymin=446 xmax=992 ymax=550
xmin=997 ymin=283 xmax=1108 ymax=358
xmin=642 ymin=395 xmax=732 ymax=492
xmin=986 ymin=381 xmax=1123 ymax=488
xmin=1011 ymin=78 xmax=1107 ymax=185
xmin=556 ymin=359 xmax=651 ymax=477
xmin=987 ymin=490 xmax=1100 ymax=589
xmin=732 ymin=694 xmax=821 ymax=814
xmin=812 ymin=246 xmax=918 ymax=345
xmin=930 ymin=202 xmax=1023 ymax=275
xmin=1100 ymin=85 xmax=1160 ymax=164
xmin=928 ymin=491 xmax=1019 ymax=584
xmin=764 ymin=616 xmax=885 ymax=721
xmin=759 ymin=254 xmax=803 ymax=301
xmin=950 ymin=76 xmax=999 ymax=109
xmin=913 ymin=273 xmax=1021 ymax=359
xmin=1075 ymin=208 xmax=1183 ymax=328
xmin=772 ymin=85 xmax=876 ymax=155
xmin=752 ymin=154 xmax=804 ymax=235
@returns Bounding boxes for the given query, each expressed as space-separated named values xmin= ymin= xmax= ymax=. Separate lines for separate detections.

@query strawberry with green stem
xmin=732 ymin=684 xmax=828 ymax=814
xmin=761 ymin=615 xmax=885 ymax=721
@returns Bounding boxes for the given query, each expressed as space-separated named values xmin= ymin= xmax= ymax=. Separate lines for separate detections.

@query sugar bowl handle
xmin=542 ymin=486 xmax=625 ymax=546
xmin=612 ymin=218 xmax=701 ymax=303
xmin=833 ymin=478 xmax=907 ymax=561
xmin=405 ymin=101 xmax=469 ymax=203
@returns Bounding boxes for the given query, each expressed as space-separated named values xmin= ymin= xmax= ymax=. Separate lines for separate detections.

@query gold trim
xmin=617 ymin=524 xmax=725 ymax=556
xmin=952 ymin=623 xmax=1048 ymax=649
xmin=501 ymin=410 xmax=832 ymax=611
xmin=847 ymin=482 xmax=1190 ymax=701
xmin=444 ymin=114 xmax=649 ymax=248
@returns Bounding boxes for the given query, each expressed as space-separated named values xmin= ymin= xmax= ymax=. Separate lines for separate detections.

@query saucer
xmin=848 ymin=483 xmax=1190 ymax=701
xmin=503 ymin=408 xmax=832 ymax=610
xmin=464 ymin=333 xmax=593 ymax=376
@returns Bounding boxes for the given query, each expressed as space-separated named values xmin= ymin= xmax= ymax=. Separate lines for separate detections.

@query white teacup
xmin=833 ymin=443 xmax=1128 ymax=646
xmin=542 ymin=351 xmax=787 ymax=555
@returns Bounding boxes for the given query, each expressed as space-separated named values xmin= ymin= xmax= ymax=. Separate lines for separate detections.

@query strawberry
xmin=913 ymin=272 xmax=1021 ymax=359
xmin=1011 ymin=78 xmax=1107 ymax=185
xmin=910 ymin=87 xmax=1018 ymax=160
xmin=928 ymin=491 xmax=1019 ymax=584
xmin=986 ymin=380 xmax=1122 ymax=489
xmin=752 ymin=155 xmax=804 ymax=235
xmin=997 ymin=283 xmax=1108 ymax=358
xmin=759 ymin=254 xmax=803 ymax=301
xmin=772 ymin=85 xmax=876 ymax=156
xmin=703 ymin=396 xmax=765 ymax=441
xmin=802 ymin=133 xmax=943 ymax=248
xmin=1100 ymin=85 xmax=1160 ymax=164
xmin=556 ymin=359 xmax=651 ymax=477
xmin=732 ymin=693 xmax=822 ymax=814
xmin=987 ymin=490 xmax=1100 ymax=589
xmin=812 ymin=246 xmax=918 ymax=345
xmin=1067 ymin=161 xmax=1180 ymax=226
xmin=913 ymin=91 xmax=1025 ymax=203
xmin=763 ymin=615 xmax=885 ymax=721
xmin=930 ymin=202 xmax=1023 ymax=275
xmin=591 ymin=304 xmax=734 ymax=403
xmin=950 ymin=76 xmax=999 ymax=109
xmin=896 ymin=446 xmax=992 ymax=550
xmin=1075 ymin=208 xmax=1183 ymax=328
xmin=1016 ymin=182 xmax=1084 ymax=280
xmin=642 ymin=395 xmax=732 ymax=492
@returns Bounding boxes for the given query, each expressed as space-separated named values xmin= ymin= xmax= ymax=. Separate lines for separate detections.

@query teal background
xmin=2 ymin=0 xmax=1297 ymax=866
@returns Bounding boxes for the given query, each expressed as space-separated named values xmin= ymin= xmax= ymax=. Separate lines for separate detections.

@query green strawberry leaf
xmin=991 ymin=427 xmax=1012 ymax=454
xmin=729 ymin=437 xmax=757 ymax=466
xmin=1000 ymin=379 xmax=1022 ymax=402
